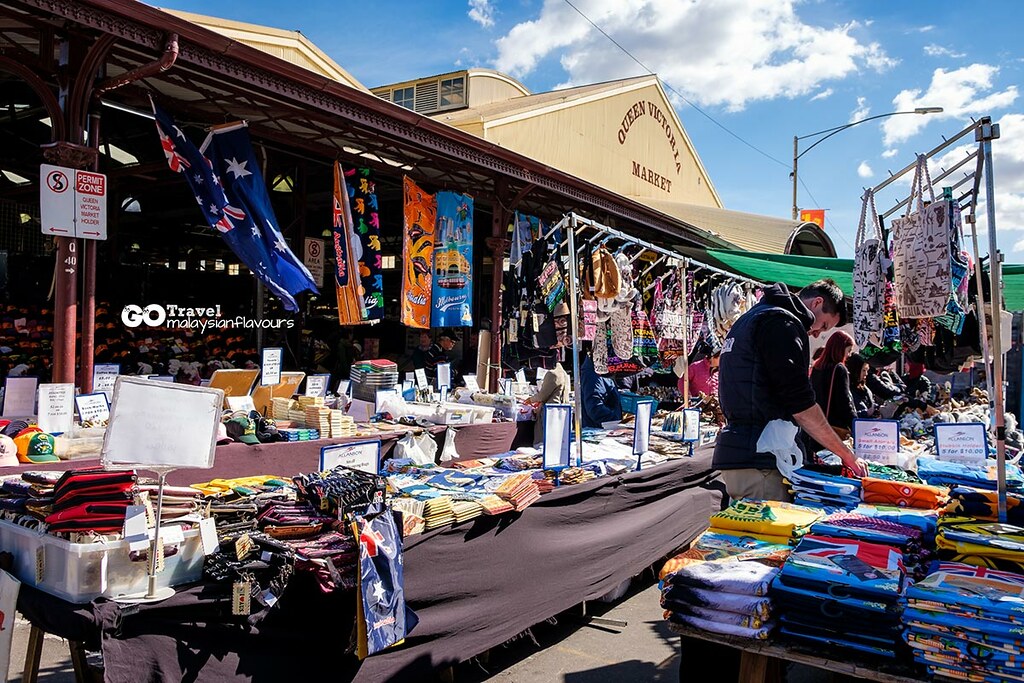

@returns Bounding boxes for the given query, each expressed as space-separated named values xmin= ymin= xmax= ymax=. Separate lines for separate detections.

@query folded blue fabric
xmin=662 ymin=560 xmax=778 ymax=596
xmin=917 ymin=456 xmax=1024 ymax=492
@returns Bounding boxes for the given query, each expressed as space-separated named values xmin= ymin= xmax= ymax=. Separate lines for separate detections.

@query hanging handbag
xmin=591 ymin=246 xmax=620 ymax=299
xmin=579 ymin=298 xmax=598 ymax=341
xmin=891 ymin=155 xmax=952 ymax=318
xmin=853 ymin=189 xmax=885 ymax=347
xmin=631 ymin=298 xmax=659 ymax=366
xmin=825 ymin=365 xmax=852 ymax=441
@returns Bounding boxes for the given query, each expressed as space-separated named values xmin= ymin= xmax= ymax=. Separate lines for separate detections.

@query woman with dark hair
xmin=807 ymin=330 xmax=856 ymax=451
xmin=846 ymin=353 xmax=878 ymax=418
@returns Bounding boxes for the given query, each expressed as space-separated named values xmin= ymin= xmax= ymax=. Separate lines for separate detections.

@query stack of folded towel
xmin=786 ymin=469 xmax=861 ymax=510
xmin=709 ymin=500 xmax=824 ymax=546
xmin=904 ymin=561 xmax=1024 ymax=682
xmin=662 ymin=560 xmax=779 ymax=640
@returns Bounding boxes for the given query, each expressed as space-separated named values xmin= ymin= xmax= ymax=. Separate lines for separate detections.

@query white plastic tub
xmin=0 ymin=520 xmax=205 ymax=603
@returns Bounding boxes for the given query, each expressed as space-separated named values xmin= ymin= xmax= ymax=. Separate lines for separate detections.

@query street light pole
xmin=791 ymin=107 xmax=943 ymax=220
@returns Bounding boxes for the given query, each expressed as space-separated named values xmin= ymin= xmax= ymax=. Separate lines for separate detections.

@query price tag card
xmin=260 ymin=347 xmax=283 ymax=386
xmin=633 ymin=399 xmax=654 ymax=462
xmin=542 ymin=404 xmax=572 ymax=469
xmin=935 ymin=422 xmax=989 ymax=465
xmin=37 ymin=383 xmax=75 ymax=434
xmin=2 ymin=377 xmax=37 ymax=416
xmin=440 ymin=387 xmax=449 ymax=404
xmin=536 ymin=368 xmax=548 ymax=385
xmin=337 ymin=380 xmax=351 ymax=397
xmin=93 ymin=363 xmax=120 ymax=403
xmin=464 ymin=374 xmax=480 ymax=391
xmin=682 ymin=409 xmax=701 ymax=443
xmin=75 ymin=392 xmax=110 ymax=424
xmin=437 ymin=363 xmax=451 ymax=390
xmin=225 ymin=395 xmax=256 ymax=413
xmin=320 ymin=439 xmax=382 ymax=474
xmin=854 ymin=419 xmax=901 ymax=465
xmin=414 ymin=368 xmax=428 ymax=389
xmin=305 ymin=374 xmax=330 ymax=398
xmin=501 ymin=378 xmax=514 ymax=397
xmin=515 ymin=369 xmax=527 ymax=384
xmin=199 ymin=517 xmax=220 ymax=555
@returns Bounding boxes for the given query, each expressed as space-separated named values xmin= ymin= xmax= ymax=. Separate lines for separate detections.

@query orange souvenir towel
xmin=401 ymin=177 xmax=436 ymax=329
xmin=860 ymin=477 xmax=946 ymax=510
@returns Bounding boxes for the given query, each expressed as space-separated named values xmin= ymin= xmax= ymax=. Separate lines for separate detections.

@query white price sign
xmin=75 ymin=392 xmax=110 ymax=424
xmin=633 ymin=399 xmax=654 ymax=461
xmin=319 ymin=440 xmax=381 ymax=474
xmin=261 ymin=347 xmax=283 ymax=386
xmin=414 ymin=368 xmax=428 ymax=389
xmin=935 ymin=423 xmax=989 ymax=465
xmin=854 ymin=419 xmax=901 ymax=465
xmin=437 ymin=363 xmax=451 ymax=390
xmin=2 ymin=377 xmax=37 ymax=417
xmin=305 ymin=374 xmax=330 ymax=398
xmin=93 ymin=363 xmax=120 ymax=403
xmin=37 ymin=383 xmax=75 ymax=434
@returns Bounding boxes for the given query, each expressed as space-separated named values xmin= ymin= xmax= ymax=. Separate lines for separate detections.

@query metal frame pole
xmin=979 ymin=119 xmax=1007 ymax=521
xmin=567 ymin=215 xmax=584 ymax=466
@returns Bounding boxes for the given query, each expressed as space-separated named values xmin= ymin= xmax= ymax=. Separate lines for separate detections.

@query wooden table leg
xmin=738 ymin=651 xmax=770 ymax=683
xmin=68 ymin=640 xmax=90 ymax=683
xmin=22 ymin=624 xmax=44 ymax=683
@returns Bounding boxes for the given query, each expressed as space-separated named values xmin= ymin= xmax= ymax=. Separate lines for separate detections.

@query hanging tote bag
xmin=853 ymin=189 xmax=885 ymax=348
xmin=631 ymin=298 xmax=660 ymax=366
xmin=891 ymin=155 xmax=952 ymax=318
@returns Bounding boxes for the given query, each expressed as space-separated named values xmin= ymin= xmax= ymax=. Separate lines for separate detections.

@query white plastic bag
xmin=394 ymin=431 xmax=438 ymax=466
xmin=756 ymin=419 xmax=802 ymax=481
xmin=440 ymin=427 xmax=460 ymax=462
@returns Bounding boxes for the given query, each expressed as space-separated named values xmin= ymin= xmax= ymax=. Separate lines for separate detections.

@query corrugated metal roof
xmin=637 ymin=198 xmax=834 ymax=255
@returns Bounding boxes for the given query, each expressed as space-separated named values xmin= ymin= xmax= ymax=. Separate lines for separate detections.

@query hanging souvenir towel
xmin=432 ymin=191 xmax=474 ymax=327
xmin=509 ymin=212 xmax=540 ymax=275
xmin=333 ymin=162 xmax=367 ymax=324
xmin=353 ymin=510 xmax=419 ymax=658
xmin=401 ymin=177 xmax=436 ymax=329
xmin=891 ymin=155 xmax=952 ymax=318
xmin=347 ymin=167 xmax=385 ymax=320
xmin=853 ymin=188 xmax=885 ymax=347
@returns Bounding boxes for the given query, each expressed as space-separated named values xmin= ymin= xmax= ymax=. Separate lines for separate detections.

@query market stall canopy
xmin=644 ymin=198 xmax=836 ymax=256
xmin=696 ymin=249 xmax=854 ymax=296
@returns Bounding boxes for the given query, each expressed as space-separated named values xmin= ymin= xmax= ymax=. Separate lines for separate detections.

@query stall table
xmin=670 ymin=623 xmax=926 ymax=683
xmin=12 ymin=447 xmax=724 ymax=682
xmin=0 ymin=421 xmax=525 ymax=484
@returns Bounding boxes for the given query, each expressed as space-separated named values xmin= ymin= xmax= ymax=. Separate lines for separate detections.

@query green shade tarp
xmin=704 ymin=249 xmax=854 ymax=297
xmin=703 ymin=250 xmax=1024 ymax=311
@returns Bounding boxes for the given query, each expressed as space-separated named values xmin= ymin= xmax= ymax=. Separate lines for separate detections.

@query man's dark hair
xmin=798 ymin=278 xmax=847 ymax=326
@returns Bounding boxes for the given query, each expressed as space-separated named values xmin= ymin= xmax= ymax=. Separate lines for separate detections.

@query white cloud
xmin=917 ymin=25 xmax=935 ymax=33
xmin=882 ymin=148 xmax=899 ymax=158
xmin=882 ymin=64 xmax=1019 ymax=146
xmin=924 ymin=44 xmax=966 ymax=59
xmin=858 ymin=161 xmax=874 ymax=178
xmin=492 ymin=0 xmax=896 ymax=112
xmin=468 ymin=0 xmax=495 ymax=28
xmin=810 ymin=88 xmax=834 ymax=101
xmin=849 ymin=96 xmax=870 ymax=123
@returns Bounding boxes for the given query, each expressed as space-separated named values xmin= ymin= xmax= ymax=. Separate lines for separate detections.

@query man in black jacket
xmin=714 ymin=280 xmax=865 ymax=501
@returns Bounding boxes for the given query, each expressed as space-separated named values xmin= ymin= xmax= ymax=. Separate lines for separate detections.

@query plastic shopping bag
xmin=756 ymin=419 xmax=802 ymax=481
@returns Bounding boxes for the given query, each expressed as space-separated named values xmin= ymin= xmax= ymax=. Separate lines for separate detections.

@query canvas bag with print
xmin=853 ymin=188 xmax=885 ymax=347
xmin=891 ymin=155 xmax=952 ymax=319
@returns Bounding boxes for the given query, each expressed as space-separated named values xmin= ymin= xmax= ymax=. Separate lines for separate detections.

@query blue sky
xmin=157 ymin=0 xmax=1024 ymax=259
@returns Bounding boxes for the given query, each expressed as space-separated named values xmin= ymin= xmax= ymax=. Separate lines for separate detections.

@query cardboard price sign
xmin=854 ymin=419 xmax=901 ymax=465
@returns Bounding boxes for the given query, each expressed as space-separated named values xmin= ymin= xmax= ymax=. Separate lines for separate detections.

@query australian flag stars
xmin=151 ymin=100 xmax=318 ymax=311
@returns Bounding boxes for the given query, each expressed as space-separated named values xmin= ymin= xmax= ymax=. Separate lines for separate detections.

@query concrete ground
xmin=5 ymin=576 xmax=845 ymax=683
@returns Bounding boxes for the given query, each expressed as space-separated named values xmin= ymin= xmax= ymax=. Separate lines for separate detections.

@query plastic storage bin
xmin=0 ymin=520 xmax=205 ymax=603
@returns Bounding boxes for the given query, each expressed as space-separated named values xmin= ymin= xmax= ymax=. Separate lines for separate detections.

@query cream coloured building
xmin=374 ymin=69 xmax=834 ymax=255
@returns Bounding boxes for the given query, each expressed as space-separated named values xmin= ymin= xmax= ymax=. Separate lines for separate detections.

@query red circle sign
xmin=46 ymin=170 xmax=69 ymax=193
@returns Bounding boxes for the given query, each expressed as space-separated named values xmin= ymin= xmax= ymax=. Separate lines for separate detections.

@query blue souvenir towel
xmin=917 ymin=456 xmax=1024 ymax=492
xmin=780 ymin=535 xmax=906 ymax=601
xmin=355 ymin=510 xmax=419 ymax=658
xmin=849 ymin=504 xmax=938 ymax=540
xmin=906 ymin=561 xmax=1024 ymax=622
xmin=771 ymin=577 xmax=901 ymax=623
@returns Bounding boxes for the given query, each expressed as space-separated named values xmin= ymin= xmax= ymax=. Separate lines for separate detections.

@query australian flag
xmin=151 ymin=101 xmax=318 ymax=311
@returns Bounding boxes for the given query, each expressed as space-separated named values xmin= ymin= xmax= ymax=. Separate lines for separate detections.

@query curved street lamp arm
xmin=796 ymin=111 xmax=923 ymax=160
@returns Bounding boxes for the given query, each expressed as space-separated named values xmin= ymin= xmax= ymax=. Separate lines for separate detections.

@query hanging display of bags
xmin=891 ymin=155 xmax=952 ymax=318
xmin=853 ymin=188 xmax=885 ymax=347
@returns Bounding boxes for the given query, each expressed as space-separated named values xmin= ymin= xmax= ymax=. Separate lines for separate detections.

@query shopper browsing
xmin=714 ymin=280 xmax=866 ymax=503
xmin=807 ymin=330 xmax=857 ymax=451
xmin=526 ymin=362 xmax=571 ymax=444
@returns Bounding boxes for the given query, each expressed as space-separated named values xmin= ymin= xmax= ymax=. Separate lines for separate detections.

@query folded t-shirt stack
xmin=709 ymin=500 xmax=824 ymax=546
xmin=860 ymin=477 xmax=947 ymax=509
xmin=44 ymin=468 xmax=137 ymax=534
xmin=786 ymin=469 xmax=861 ymax=510
xmin=771 ymin=534 xmax=907 ymax=658
xmin=662 ymin=560 xmax=779 ymax=640
xmin=904 ymin=561 xmax=1024 ymax=682
xmin=660 ymin=532 xmax=792 ymax=579
xmin=936 ymin=517 xmax=1024 ymax=573
xmin=944 ymin=485 xmax=1024 ymax=525
xmin=917 ymin=456 xmax=1024 ymax=492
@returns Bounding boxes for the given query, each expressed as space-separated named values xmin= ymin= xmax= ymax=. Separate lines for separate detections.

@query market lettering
xmin=631 ymin=161 xmax=672 ymax=193
xmin=616 ymin=100 xmax=682 ymax=174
